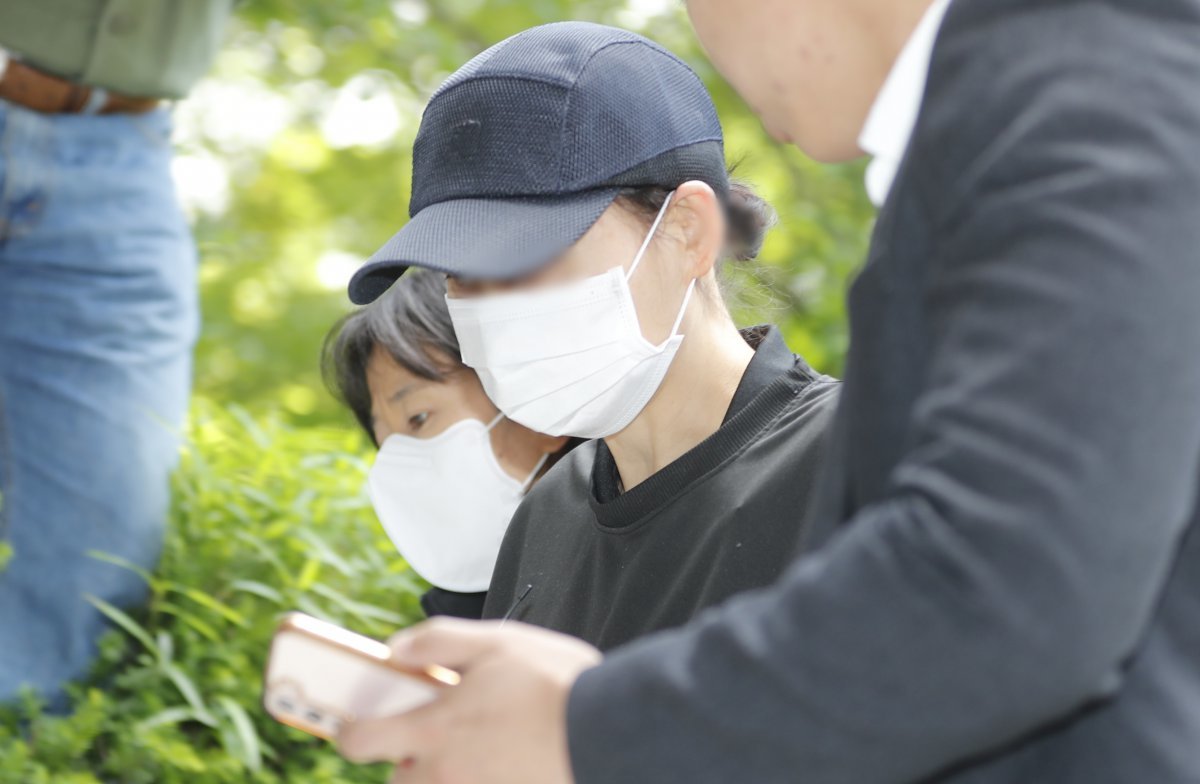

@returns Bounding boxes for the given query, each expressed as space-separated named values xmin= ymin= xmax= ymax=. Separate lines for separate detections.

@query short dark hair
xmin=322 ymin=268 xmax=463 ymax=440
xmin=615 ymin=172 xmax=777 ymax=263
xmin=324 ymin=270 xmax=584 ymax=467
xmin=615 ymin=172 xmax=777 ymax=316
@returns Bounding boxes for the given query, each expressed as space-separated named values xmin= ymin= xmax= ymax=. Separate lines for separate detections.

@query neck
xmin=604 ymin=309 xmax=754 ymax=490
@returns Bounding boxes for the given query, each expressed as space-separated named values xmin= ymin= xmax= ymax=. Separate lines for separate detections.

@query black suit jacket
xmin=566 ymin=1 xmax=1200 ymax=782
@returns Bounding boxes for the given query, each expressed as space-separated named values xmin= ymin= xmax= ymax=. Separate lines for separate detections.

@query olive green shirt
xmin=0 ymin=0 xmax=236 ymax=99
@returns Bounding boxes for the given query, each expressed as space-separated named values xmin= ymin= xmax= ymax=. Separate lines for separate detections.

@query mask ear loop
xmin=668 ymin=278 xmax=697 ymax=338
xmin=486 ymin=411 xmax=550 ymax=491
xmin=625 ymin=190 xmax=676 ymax=280
xmin=624 ymin=189 xmax=696 ymax=341
xmin=519 ymin=452 xmax=551 ymax=492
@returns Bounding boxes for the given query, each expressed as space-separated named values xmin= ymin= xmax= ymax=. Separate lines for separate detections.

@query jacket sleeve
xmin=565 ymin=10 xmax=1200 ymax=784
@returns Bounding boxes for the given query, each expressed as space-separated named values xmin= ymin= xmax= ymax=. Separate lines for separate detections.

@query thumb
xmin=388 ymin=618 xmax=506 ymax=672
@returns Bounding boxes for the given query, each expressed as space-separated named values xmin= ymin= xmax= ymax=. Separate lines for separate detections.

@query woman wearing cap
xmin=347 ymin=22 xmax=841 ymax=650
xmin=323 ymin=269 xmax=579 ymax=619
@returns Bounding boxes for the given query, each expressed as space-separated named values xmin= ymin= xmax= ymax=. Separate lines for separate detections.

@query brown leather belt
xmin=0 ymin=59 xmax=159 ymax=115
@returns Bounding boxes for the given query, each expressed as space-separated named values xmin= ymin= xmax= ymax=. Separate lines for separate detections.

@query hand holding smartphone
xmin=263 ymin=612 xmax=459 ymax=740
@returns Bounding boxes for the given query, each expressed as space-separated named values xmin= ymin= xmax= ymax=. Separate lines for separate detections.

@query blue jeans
xmin=0 ymin=101 xmax=197 ymax=703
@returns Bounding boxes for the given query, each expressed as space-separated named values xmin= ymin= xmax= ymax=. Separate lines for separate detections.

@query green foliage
xmin=0 ymin=402 xmax=424 ymax=783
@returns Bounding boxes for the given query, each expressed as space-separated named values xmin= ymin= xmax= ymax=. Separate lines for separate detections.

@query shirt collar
xmin=723 ymin=325 xmax=806 ymax=424
xmin=858 ymin=0 xmax=952 ymax=207
xmin=590 ymin=324 xmax=810 ymax=506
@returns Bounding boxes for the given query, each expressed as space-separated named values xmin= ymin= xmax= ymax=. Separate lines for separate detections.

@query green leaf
xmin=228 ymin=404 xmax=272 ymax=449
xmin=174 ymin=587 xmax=248 ymax=627
xmin=229 ymin=579 xmax=284 ymax=604
xmin=295 ymin=557 xmax=322 ymax=590
xmin=295 ymin=529 xmax=356 ymax=577
xmin=86 ymin=550 xmax=156 ymax=588
xmin=309 ymin=583 xmax=407 ymax=627
xmin=155 ymin=601 xmax=222 ymax=643
xmin=155 ymin=631 xmax=175 ymax=664
xmin=84 ymin=594 xmax=159 ymax=659
xmin=161 ymin=662 xmax=216 ymax=727
xmin=134 ymin=707 xmax=209 ymax=733
xmin=216 ymin=696 xmax=263 ymax=773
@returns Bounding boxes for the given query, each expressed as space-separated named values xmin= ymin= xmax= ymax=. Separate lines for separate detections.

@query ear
xmin=668 ymin=180 xmax=725 ymax=283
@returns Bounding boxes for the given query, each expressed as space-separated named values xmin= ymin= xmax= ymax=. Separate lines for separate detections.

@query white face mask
xmin=447 ymin=191 xmax=694 ymax=439
xmin=366 ymin=413 xmax=547 ymax=593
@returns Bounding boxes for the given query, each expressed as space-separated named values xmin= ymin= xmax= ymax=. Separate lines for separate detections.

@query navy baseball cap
xmin=347 ymin=22 xmax=729 ymax=305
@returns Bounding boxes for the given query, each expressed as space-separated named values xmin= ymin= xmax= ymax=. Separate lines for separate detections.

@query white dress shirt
xmin=858 ymin=0 xmax=953 ymax=207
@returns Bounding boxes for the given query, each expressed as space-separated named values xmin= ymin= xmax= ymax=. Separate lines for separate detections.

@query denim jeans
xmin=0 ymin=101 xmax=197 ymax=703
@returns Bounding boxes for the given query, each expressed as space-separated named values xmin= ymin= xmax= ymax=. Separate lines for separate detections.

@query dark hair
xmin=322 ymin=268 xmax=464 ymax=440
xmin=609 ymin=174 xmax=777 ymax=316
xmin=614 ymin=173 xmax=777 ymax=302
xmin=322 ymin=269 xmax=582 ymax=467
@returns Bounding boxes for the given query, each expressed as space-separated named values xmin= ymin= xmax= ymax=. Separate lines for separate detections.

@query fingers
xmin=341 ymin=620 xmax=507 ymax=766
xmin=336 ymin=700 xmax=441 ymax=764
xmin=387 ymin=617 xmax=506 ymax=671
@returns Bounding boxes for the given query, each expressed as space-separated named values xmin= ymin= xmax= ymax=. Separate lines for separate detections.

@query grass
xmin=0 ymin=401 xmax=427 ymax=783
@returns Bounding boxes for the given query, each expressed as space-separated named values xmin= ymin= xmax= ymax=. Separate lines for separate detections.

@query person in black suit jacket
xmin=337 ymin=2 xmax=1200 ymax=782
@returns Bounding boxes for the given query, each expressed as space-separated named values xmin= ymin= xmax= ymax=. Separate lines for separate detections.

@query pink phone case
xmin=263 ymin=612 xmax=459 ymax=739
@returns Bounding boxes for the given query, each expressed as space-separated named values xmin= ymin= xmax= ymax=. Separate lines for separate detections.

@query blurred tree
xmin=182 ymin=0 xmax=874 ymax=429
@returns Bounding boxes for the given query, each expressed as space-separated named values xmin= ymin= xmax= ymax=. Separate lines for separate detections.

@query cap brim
xmin=347 ymin=188 xmax=621 ymax=305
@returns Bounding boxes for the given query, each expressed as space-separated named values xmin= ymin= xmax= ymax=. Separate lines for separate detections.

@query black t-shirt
xmin=481 ymin=325 xmax=841 ymax=650
xmin=419 ymin=587 xmax=488 ymax=620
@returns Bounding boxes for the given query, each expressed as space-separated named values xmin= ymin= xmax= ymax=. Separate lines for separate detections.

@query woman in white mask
xmin=344 ymin=22 xmax=841 ymax=648
xmin=324 ymin=268 xmax=578 ymax=619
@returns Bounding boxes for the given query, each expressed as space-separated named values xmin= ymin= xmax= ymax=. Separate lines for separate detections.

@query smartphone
xmin=263 ymin=611 xmax=460 ymax=740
